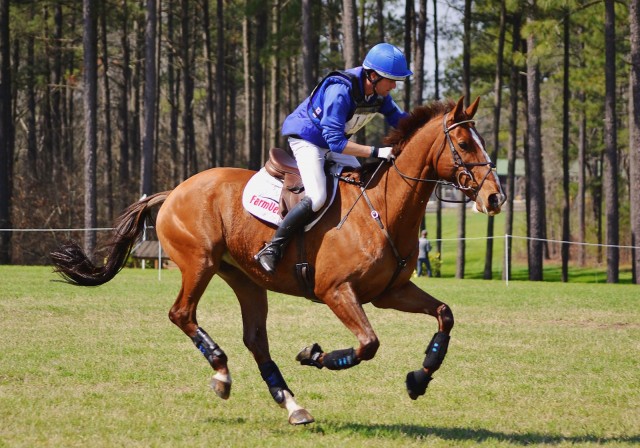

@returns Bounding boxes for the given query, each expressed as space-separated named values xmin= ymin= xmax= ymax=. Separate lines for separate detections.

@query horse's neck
xmin=374 ymin=125 xmax=441 ymax=232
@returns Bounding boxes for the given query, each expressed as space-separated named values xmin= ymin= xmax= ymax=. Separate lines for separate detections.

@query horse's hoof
xmin=210 ymin=376 xmax=232 ymax=400
xmin=296 ymin=343 xmax=324 ymax=369
xmin=405 ymin=369 xmax=432 ymax=400
xmin=288 ymin=408 xmax=315 ymax=425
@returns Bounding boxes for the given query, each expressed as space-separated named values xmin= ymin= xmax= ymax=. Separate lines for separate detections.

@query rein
xmin=361 ymin=187 xmax=415 ymax=297
xmin=334 ymin=160 xmax=410 ymax=296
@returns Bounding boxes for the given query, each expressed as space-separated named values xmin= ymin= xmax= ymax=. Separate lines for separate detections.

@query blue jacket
xmin=281 ymin=67 xmax=407 ymax=153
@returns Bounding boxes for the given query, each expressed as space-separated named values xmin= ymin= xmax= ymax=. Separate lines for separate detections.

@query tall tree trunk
xmin=577 ymin=91 xmax=586 ymax=266
xmin=242 ymin=13 xmax=251 ymax=166
xmin=131 ymin=5 xmax=144 ymax=185
xmin=327 ymin=0 xmax=340 ymax=56
xmin=119 ymin=0 xmax=131 ymax=209
xmin=342 ymin=0 xmax=358 ymax=68
xmin=52 ymin=3 xmax=63 ymax=175
xmin=457 ymin=0 xmax=472 ymax=279
xmin=433 ymin=0 xmax=442 ymax=271
xmin=561 ymin=8 xmax=571 ymax=282
xmin=250 ymin=4 xmax=267 ymax=169
xmin=182 ymin=0 xmax=196 ymax=177
xmin=503 ymin=12 xmax=521 ymax=281
xmin=215 ymin=0 xmax=225 ymax=167
xmin=202 ymin=0 xmax=216 ymax=167
xmin=526 ymin=1 xmax=545 ymax=281
xmin=483 ymin=0 xmax=505 ymax=280
xmin=403 ymin=0 xmax=414 ymax=110
xmin=83 ymin=0 xmax=98 ymax=258
xmin=0 ymin=0 xmax=13 ymax=264
xmin=375 ymin=0 xmax=385 ymax=42
xmin=64 ymin=7 xmax=77 ymax=169
xmin=594 ymin=153 xmax=604 ymax=264
xmin=227 ymin=39 xmax=238 ymax=166
xmin=27 ymin=3 xmax=38 ymax=177
xmin=630 ymin=0 xmax=640 ymax=284
xmin=167 ymin=0 xmax=180 ymax=180
xmin=154 ymin=1 xmax=162 ymax=169
xmin=41 ymin=6 xmax=53 ymax=180
xmin=359 ymin=0 xmax=366 ymax=67
xmin=302 ymin=0 xmax=315 ymax=94
xmin=412 ymin=0 xmax=427 ymax=232
xmin=100 ymin=1 xmax=114 ymax=221
xmin=269 ymin=0 xmax=281 ymax=150
xmin=432 ymin=0 xmax=439 ymax=100
xmin=603 ymin=0 xmax=619 ymax=282
xmin=141 ymin=0 xmax=157 ymax=196
xmin=411 ymin=0 xmax=426 ymax=107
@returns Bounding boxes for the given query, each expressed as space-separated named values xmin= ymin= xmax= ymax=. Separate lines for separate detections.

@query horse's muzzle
xmin=477 ymin=192 xmax=505 ymax=216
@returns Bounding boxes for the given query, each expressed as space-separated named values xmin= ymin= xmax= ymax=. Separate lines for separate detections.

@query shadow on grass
xmin=313 ymin=422 xmax=640 ymax=445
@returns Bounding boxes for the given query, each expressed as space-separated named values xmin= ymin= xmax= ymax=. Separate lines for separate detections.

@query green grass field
xmin=0 ymin=266 xmax=638 ymax=447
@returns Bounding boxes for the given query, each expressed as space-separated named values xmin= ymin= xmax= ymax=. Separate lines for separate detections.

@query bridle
xmin=391 ymin=112 xmax=499 ymax=204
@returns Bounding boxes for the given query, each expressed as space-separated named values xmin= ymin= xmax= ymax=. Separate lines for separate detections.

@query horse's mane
xmin=383 ymin=99 xmax=455 ymax=148
xmin=350 ymin=100 xmax=456 ymax=181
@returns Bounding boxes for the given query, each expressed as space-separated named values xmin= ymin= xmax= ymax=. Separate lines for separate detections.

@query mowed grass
xmin=0 ymin=265 xmax=638 ymax=447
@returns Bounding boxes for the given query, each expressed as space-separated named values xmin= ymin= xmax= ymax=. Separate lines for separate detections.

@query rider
xmin=255 ymin=42 xmax=413 ymax=274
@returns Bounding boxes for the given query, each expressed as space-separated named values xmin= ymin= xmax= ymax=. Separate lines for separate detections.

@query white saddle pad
xmin=242 ymin=165 xmax=344 ymax=231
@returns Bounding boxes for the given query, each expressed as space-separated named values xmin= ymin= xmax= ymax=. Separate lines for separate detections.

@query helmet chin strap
xmin=365 ymin=70 xmax=383 ymax=96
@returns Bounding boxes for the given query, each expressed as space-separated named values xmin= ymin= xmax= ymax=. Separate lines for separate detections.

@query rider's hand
xmin=372 ymin=146 xmax=395 ymax=161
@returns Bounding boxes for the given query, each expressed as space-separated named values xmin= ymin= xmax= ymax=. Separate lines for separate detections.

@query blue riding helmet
xmin=362 ymin=43 xmax=413 ymax=81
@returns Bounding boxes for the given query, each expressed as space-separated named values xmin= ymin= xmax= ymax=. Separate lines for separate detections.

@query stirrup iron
xmin=255 ymin=242 xmax=281 ymax=273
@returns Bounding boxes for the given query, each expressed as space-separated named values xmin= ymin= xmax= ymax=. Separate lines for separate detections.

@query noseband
xmin=391 ymin=113 xmax=497 ymax=203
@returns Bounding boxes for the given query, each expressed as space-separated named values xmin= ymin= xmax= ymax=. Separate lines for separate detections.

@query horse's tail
xmin=50 ymin=191 xmax=171 ymax=286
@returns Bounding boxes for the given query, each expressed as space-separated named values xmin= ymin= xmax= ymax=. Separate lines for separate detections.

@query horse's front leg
xmin=372 ymin=281 xmax=454 ymax=400
xmin=297 ymin=282 xmax=380 ymax=370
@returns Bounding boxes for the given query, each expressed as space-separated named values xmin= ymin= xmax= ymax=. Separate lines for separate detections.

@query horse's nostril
xmin=488 ymin=193 xmax=500 ymax=208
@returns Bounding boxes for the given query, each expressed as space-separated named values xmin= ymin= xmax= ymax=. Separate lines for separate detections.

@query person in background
xmin=255 ymin=42 xmax=412 ymax=274
xmin=417 ymin=229 xmax=432 ymax=277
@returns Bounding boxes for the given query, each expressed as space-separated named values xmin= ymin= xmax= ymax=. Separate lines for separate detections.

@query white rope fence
xmin=2 ymin=228 xmax=638 ymax=284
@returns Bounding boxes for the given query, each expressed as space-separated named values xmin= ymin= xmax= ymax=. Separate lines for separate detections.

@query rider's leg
xmin=255 ymin=138 xmax=326 ymax=274
xmin=255 ymin=197 xmax=314 ymax=273
xmin=290 ymin=138 xmax=328 ymax=213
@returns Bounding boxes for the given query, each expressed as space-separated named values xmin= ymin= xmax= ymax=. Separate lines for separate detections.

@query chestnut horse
xmin=51 ymin=97 xmax=504 ymax=425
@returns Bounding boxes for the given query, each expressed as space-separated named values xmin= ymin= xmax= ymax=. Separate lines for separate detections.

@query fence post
xmin=505 ymin=233 xmax=509 ymax=287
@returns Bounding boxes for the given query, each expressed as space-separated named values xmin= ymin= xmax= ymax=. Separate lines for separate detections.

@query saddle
xmin=264 ymin=147 xmax=335 ymax=219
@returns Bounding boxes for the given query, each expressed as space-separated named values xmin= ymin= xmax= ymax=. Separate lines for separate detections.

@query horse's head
xmin=436 ymin=97 xmax=505 ymax=216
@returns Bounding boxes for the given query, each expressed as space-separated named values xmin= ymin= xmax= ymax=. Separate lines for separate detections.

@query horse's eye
xmin=458 ymin=141 xmax=469 ymax=151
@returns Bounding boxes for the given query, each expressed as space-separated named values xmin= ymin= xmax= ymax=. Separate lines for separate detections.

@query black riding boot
xmin=254 ymin=197 xmax=314 ymax=274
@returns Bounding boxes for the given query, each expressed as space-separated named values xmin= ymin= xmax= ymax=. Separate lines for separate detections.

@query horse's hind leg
xmin=168 ymin=266 xmax=232 ymax=400
xmin=372 ymin=282 xmax=454 ymax=400
xmin=218 ymin=263 xmax=314 ymax=425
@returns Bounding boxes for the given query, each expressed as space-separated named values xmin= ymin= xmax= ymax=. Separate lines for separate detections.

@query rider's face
xmin=374 ymin=76 xmax=397 ymax=97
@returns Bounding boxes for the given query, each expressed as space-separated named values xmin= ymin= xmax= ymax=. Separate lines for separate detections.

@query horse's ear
xmin=465 ymin=97 xmax=480 ymax=119
xmin=451 ymin=96 xmax=465 ymax=121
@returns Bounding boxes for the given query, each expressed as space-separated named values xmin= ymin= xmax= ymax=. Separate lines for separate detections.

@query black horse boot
xmin=255 ymin=197 xmax=314 ymax=274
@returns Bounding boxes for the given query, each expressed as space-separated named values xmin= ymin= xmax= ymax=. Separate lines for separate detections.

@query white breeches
xmin=289 ymin=138 xmax=359 ymax=212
